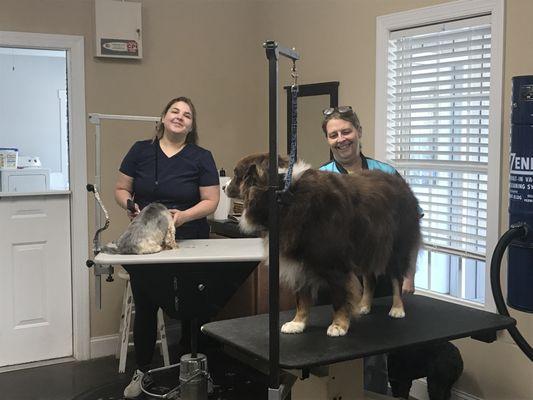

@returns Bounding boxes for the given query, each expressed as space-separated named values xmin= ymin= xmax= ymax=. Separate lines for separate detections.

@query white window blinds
xmin=387 ymin=16 xmax=491 ymax=259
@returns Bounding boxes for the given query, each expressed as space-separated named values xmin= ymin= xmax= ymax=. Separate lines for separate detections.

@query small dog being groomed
xmin=388 ymin=341 xmax=464 ymax=400
xmin=101 ymin=202 xmax=177 ymax=254
xmin=225 ymin=153 xmax=422 ymax=337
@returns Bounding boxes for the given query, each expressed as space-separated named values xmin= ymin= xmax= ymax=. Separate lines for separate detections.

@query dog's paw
xmin=281 ymin=321 xmax=305 ymax=334
xmin=326 ymin=324 xmax=347 ymax=337
xmin=358 ymin=304 xmax=371 ymax=315
xmin=389 ymin=307 xmax=405 ymax=318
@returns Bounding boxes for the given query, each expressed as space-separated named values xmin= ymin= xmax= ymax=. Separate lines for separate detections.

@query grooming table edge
xmin=201 ymin=295 xmax=516 ymax=370
xmin=93 ymin=238 xmax=265 ymax=265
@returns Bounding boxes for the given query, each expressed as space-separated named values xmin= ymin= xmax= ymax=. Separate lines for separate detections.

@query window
xmin=0 ymin=47 xmax=69 ymax=191
xmin=375 ymin=0 xmax=504 ymax=307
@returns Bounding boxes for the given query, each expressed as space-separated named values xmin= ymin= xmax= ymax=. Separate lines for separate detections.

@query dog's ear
xmin=244 ymin=163 xmax=260 ymax=186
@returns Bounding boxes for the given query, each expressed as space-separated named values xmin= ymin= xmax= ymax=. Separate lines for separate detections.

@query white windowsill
xmin=415 ymin=288 xmax=486 ymax=311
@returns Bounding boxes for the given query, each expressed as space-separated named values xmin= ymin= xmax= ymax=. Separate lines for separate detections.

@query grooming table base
xmin=202 ymin=295 xmax=515 ymax=399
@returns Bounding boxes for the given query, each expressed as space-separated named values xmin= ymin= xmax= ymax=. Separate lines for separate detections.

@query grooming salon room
xmin=1 ymin=0 xmax=532 ymax=399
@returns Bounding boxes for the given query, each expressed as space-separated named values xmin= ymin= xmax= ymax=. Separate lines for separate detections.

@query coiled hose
xmin=490 ymin=222 xmax=533 ymax=361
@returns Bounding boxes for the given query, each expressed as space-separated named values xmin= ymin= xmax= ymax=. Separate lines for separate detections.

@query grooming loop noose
xmin=281 ymin=56 xmax=299 ymax=195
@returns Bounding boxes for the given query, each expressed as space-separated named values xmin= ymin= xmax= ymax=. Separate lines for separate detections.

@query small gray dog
xmin=102 ymin=202 xmax=177 ymax=254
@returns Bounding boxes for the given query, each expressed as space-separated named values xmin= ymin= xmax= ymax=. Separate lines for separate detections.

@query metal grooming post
xmin=263 ymin=40 xmax=299 ymax=400
xmin=87 ymin=113 xmax=159 ymax=309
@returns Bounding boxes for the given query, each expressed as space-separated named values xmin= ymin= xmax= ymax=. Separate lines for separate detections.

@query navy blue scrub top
xmin=119 ymin=139 xmax=219 ymax=239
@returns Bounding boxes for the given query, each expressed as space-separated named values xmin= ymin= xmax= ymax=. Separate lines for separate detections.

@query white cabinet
xmin=0 ymin=168 xmax=50 ymax=193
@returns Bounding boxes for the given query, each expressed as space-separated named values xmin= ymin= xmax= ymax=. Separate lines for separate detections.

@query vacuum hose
xmin=490 ymin=222 xmax=533 ymax=361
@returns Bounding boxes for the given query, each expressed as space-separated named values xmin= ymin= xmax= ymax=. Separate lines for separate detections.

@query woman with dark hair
xmin=114 ymin=97 xmax=219 ymax=398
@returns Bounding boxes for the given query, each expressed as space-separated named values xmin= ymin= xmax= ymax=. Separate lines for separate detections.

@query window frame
xmin=375 ymin=0 xmax=504 ymax=311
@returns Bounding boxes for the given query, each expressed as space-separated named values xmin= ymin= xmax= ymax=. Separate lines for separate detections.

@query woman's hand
xmin=127 ymin=202 xmax=140 ymax=220
xmin=169 ymin=209 xmax=186 ymax=227
xmin=115 ymin=172 xmax=139 ymax=220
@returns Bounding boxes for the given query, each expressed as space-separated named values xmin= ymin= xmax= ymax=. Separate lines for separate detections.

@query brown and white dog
xmin=226 ymin=153 xmax=421 ymax=337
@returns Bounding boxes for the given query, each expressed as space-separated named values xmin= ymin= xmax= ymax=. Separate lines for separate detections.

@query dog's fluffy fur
xmin=226 ymin=153 xmax=421 ymax=337
xmin=102 ymin=202 xmax=177 ymax=254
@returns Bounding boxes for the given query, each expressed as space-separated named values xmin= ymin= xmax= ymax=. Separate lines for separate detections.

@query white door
xmin=0 ymin=31 xmax=89 ymax=365
xmin=0 ymin=195 xmax=72 ymax=366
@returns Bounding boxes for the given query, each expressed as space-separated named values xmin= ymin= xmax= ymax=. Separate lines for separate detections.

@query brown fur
xmin=226 ymin=153 xmax=421 ymax=336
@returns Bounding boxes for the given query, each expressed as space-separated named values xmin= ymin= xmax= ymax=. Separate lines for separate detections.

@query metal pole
xmin=92 ymin=117 xmax=103 ymax=309
xmin=264 ymin=40 xmax=281 ymax=392
xmin=87 ymin=113 xmax=159 ymax=309
xmin=87 ymin=112 xmax=159 ymax=238
xmin=263 ymin=40 xmax=299 ymax=399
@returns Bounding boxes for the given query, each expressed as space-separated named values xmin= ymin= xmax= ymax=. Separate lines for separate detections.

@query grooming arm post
xmin=87 ymin=113 xmax=159 ymax=309
xmin=263 ymin=40 xmax=299 ymax=399
xmin=88 ymin=113 xmax=159 ymax=234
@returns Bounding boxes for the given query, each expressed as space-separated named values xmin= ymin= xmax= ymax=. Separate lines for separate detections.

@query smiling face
xmin=162 ymin=100 xmax=193 ymax=138
xmin=325 ymin=118 xmax=362 ymax=165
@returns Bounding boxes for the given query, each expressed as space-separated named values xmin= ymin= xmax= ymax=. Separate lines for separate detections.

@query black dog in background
xmin=388 ymin=341 xmax=464 ymax=400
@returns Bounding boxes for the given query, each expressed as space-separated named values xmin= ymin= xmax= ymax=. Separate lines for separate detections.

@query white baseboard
xmin=89 ymin=324 xmax=180 ymax=360
xmin=410 ymin=378 xmax=482 ymax=400
xmin=90 ymin=333 xmax=119 ymax=359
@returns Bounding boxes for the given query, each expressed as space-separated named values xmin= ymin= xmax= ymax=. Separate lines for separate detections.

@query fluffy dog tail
xmin=100 ymin=242 xmax=119 ymax=254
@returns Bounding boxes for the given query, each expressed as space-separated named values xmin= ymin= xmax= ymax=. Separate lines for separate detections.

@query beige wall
xmin=2 ymin=0 xmax=531 ymax=398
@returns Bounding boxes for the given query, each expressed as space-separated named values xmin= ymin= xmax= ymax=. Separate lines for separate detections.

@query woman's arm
xmin=170 ymin=185 xmax=220 ymax=227
xmin=114 ymin=172 xmax=139 ymax=218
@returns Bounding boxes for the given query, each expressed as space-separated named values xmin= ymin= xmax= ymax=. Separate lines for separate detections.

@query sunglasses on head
xmin=322 ymin=106 xmax=353 ymax=116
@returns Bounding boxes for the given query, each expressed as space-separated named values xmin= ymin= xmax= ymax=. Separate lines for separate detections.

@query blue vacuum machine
xmin=490 ymin=75 xmax=533 ymax=361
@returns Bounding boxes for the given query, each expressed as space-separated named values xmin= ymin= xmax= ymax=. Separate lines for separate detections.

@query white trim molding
xmin=90 ymin=334 xmax=120 ymax=360
xmin=0 ymin=31 xmax=89 ymax=360
xmin=375 ymin=0 xmax=505 ymax=313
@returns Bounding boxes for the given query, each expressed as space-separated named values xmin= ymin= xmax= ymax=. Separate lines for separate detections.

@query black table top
xmin=202 ymin=295 xmax=515 ymax=369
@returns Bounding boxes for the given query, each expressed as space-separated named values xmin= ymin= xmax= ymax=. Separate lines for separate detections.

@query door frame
xmin=0 ymin=31 xmax=89 ymax=360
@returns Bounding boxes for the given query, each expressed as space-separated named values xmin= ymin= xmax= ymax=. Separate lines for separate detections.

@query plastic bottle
xmin=213 ymin=168 xmax=232 ymax=220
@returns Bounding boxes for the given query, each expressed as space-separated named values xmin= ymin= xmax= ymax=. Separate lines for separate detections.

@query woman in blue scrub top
xmin=320 ymin=106 xmax=421 ymax=396
xmin=114 ymin=97 xmax=219 ymax=398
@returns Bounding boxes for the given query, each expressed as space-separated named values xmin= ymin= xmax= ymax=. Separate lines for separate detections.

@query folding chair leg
xmin=157 ymin=308 xmax=170 ymax=366
xmin=118 ymin=280 xmax=134 ymax=373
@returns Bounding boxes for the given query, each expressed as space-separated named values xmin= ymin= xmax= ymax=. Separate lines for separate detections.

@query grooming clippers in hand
xmin=127 ymin=199 xmax=136 ymax=213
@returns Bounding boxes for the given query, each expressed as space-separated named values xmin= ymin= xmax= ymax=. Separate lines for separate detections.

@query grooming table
xmin=93 ymin=238 xmax=264 ymax=320
xmin=202 ymin=295 xmax=516 ymax=399
xmin=94 ymin=238 xmax=264 ymax=265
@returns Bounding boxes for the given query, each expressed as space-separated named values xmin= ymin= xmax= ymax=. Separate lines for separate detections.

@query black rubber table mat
xmin=202 ymin=295 xmax=515 ymax=369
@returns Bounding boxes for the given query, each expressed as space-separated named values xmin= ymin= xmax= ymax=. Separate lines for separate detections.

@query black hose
xmin=490 ymin=223 xmax=533 ymax=361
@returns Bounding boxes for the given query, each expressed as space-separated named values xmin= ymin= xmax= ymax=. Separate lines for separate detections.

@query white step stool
xmin=116 ymin=271 xmax=170 ymax=373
